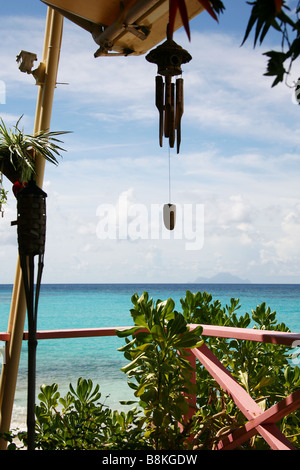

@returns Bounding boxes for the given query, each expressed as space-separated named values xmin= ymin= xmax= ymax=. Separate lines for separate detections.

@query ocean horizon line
xmin=1 ymin=281 xmax=300 ymax=286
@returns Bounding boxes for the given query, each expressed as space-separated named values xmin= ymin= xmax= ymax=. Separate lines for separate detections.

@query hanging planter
xmin=0 ymin=116 xmax=68 ymax=211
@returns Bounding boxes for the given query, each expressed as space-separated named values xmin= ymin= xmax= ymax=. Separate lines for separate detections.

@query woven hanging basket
xmin=16 ymin=180 xmax=47 ymax=256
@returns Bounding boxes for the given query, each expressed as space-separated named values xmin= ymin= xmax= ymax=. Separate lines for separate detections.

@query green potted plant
xmin=0 ymin=116 xmax=67 ymax=214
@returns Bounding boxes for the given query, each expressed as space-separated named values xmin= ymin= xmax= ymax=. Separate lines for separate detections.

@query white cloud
xmin=264 ymin=207 xmax=300 ymax=263
xmin=1 ymin=10 xmax=300 ymax=283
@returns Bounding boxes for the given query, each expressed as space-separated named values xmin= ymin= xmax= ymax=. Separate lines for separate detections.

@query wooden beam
xmin=0 ymin=333 xmax=10 ymax=342
xmin=218 ymin=388 xmax=300 ymax=449
xmin=17 ymin=323 xmax=300 ymax=345
xmin=192 ymin=343 xmax=296 ymax=450
xmin=22 ymin=327 xmax=123 ymax=340
xmin=190 ymin=324 xmax=300 ymax=346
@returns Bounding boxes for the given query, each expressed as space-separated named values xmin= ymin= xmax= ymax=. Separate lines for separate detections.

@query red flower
xmin=274 ymin=0 xmax=283 ymax=14
xmin=12 ymin=181 xmax=27 ymax=197
xmin=169 ymin=0 xmax=191 ymax=40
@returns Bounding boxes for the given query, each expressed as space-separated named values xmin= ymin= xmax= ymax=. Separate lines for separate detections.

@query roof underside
xmin=41 ymin=0 xmax=204 ymax=56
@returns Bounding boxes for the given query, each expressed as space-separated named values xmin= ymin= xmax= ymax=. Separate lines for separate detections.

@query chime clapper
xmin=163 ymin=203 xmax=176 ymax=231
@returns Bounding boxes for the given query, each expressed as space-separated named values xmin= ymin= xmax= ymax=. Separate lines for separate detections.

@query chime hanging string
xmin=168 ymin=146 xmax=171 ymax=203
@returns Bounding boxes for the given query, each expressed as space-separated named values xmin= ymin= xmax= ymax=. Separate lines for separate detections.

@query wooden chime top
xmin=145 ymin=32 xmax=192 ymax=76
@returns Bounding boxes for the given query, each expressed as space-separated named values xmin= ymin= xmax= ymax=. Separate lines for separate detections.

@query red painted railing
xmin=1 ymin=324 xmax=300 ymax=450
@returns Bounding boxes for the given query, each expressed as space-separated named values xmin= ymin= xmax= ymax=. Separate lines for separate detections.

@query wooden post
xmin=179 ymin=349 xmax=197 ymax=442
xmin=0 ymin=8 xmax=63 ymax=449
xmin=184 ymin=350 xmax=197 ymax=422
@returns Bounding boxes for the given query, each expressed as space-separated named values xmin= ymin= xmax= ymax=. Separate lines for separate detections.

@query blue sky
xmin=1 ymin=0 xmax=300 ymax=284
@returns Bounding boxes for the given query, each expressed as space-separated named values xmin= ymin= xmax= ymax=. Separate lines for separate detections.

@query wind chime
xmin=12 ymin=178 xmax=47 ymax=450
xmin=146 ymin=26 xmax=191 ymax=230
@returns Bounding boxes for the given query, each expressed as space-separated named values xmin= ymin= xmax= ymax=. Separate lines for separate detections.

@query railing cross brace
xmin=191 ymin=343 xmax=298 ymax=450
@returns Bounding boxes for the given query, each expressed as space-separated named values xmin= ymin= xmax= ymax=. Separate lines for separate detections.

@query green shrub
xmin=6 ymin=378 xmax=149 ymax=450
xmin=180 ymin=291 xmax=300 ymax=449
xmin=3 ymin=290 xmax=300 ymax=450
xmin=116 ymin=292 xmax=203 ymax=449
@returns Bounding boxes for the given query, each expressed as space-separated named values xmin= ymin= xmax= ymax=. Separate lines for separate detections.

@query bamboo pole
xmin=0 ymin=8 xmax=63 ymax=449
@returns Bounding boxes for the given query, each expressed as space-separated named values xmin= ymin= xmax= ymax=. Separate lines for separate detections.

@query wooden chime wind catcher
xmin=12 ymin=179 xmax=47 ymax=450
xmin=146 ymin=26 xmax=192 ymax=154
xmin=146 ymin=26 xmax=191 ymax=230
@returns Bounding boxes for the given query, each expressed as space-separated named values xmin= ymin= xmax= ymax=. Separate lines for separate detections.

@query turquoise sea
xmin=0 ymin=283 xmax=300 ymax=429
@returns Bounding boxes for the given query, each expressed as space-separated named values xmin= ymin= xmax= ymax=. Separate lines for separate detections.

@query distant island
xmin=194 ymin=272 xmax=251 ymax=284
